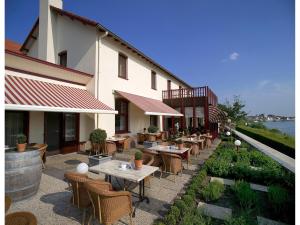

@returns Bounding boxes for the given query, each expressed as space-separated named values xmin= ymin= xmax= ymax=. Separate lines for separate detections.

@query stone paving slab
xmin=198 ymin=201 xmax=232 ymax=220
xmin=210 ymin=177 xmax=268 ymax=192
xmin=257 ymin=216 xmax=288 ymax=225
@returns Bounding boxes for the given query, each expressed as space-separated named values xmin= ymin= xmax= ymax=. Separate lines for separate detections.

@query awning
xmin=115 ymin=90 xmax=183 ymax=117
xmin=5 ymin=75 xmax=117 ymax=114
xmin=209 ymin=105 xmax=227 ymax=123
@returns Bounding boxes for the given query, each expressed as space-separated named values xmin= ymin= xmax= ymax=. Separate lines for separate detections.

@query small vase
xmin=134 ymin=160 xmax=143 ymax=170
xmin=17 ymin=143 xmax=27 ymax=152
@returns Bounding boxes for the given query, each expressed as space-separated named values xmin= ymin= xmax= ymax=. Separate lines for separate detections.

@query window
xmin=150 ymin=115 xmax=158 ymax=127
xmin=167 ymin=80 xmax=171 ymax=90
xmin=58 ymin=51 xmax=67 ymax=67
xmin=64 ymin=113 xmax=77 ymax=142
xmin=118 ymin=53 xmax=127 ymax=79
xmin=151 ymin=71 xmax=156 ymax=90
xmin=5 ymin=111 xmax=28 ymax=147
xmin=115 ymin=99 xmax=129 ymax=133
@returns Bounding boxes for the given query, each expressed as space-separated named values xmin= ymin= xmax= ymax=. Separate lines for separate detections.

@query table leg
xmin=133 ymin=179 xmax=150 ymax=217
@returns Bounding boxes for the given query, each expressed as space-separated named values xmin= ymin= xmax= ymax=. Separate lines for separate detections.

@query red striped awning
xmin=5 ymin=75 xmax=117 ymax=114
xmin=115 ymin=90 xmax=183 ymax=117
xmin=209 ymin=105 xmax=227 ymax=123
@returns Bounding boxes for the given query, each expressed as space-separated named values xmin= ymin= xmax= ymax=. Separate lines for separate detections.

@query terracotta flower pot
xmin=177 ymin=143 xmax=184 ymax=150
xmin=134 ymin=160 xmax=143 ymax=170
xmin=17 ymin=143 xmax=27 ymax=152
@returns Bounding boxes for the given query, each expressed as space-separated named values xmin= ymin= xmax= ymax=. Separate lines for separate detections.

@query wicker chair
xmin=142 ymin=149 xmax=162 ymax=168
xmin=137 ymin=133 xmax=145 ymax=144
xmin=5 ymin=211 xmax=37 ymax=225
xmin=185 ymin=142 xmax=200 ymax=157
xmin=85 ymin=181 xmax=133 ymax=225
xmin=64 ymin=172 xmax=112 ymax=225
xmin=142 ymin=154 xmax=154 ymax=186
xmin=104 ymin=141 xmax=117 ymax=156
xmin=33 ymin=144 xmax=48 ymax=169
xmin=147 ymin=134 xmax=156 ymax=142
xmin=160 ymin=152 xmax=183 ymax=182
xmin=122 ymin=136 xmax=132 ymax=151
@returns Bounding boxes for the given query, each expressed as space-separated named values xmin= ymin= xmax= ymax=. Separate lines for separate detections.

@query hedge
xmin=236 ymin=126 xmax=295 ymax=158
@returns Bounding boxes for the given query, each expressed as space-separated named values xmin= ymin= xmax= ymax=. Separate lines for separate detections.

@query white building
xmin=5 ymin=0 xmax=220 ymax=154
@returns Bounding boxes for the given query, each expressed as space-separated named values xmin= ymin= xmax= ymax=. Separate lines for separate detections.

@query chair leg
xmin=82 ymin=208 xmax=86 ymax=225
xmin=129 ymin=213 xmax=133 ymax=225
xmin=87 ymin=214 xmax=92 ymax=225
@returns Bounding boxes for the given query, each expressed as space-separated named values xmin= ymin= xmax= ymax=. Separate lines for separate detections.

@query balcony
xmin=162 ymin=86 xmax=218 ymax=107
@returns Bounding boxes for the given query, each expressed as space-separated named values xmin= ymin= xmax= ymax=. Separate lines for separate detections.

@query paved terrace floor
xmin=8 ymin=139 xmax=220 ymax=225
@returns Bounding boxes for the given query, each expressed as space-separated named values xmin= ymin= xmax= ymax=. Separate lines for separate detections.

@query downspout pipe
xmin=96 ymin=31 xmax=108 ymax=128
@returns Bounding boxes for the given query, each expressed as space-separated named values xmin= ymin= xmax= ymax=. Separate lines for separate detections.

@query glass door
xmin=45 ymin=112 xmax=62 ymax=152
xmin=61 ymin=113 xmax=79 ymax=154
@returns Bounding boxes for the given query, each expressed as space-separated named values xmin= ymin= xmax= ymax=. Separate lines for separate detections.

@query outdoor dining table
xmin=176 ymin=137 xmax=205 ymax=150
xmin=147 ymin=144 xmax=191 ymax=169
xmin=147 ymin=145 xmax=189 ymax=154
xmin=89 ymin=160 xmax=158 ymax=216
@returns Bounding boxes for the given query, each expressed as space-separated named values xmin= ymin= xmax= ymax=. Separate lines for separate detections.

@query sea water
xmin=262 ymin=121 xmax=295 ymax=137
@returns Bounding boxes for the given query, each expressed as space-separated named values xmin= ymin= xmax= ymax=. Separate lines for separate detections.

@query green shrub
xmin=180 ymin=208 xmax=212 ymax=225
xmin=148 ymin=125 xmax=159 ymax=133
xmin=169 ymin=206 xmax=180 ymax=221
xmin=249 ymin=150 xmax=270 ymax=167
xmin=16 ymin=134 xmax=27 ymax=144
xmin=225 ymin=215 xmax=249 ymax=225
xmin=218 ymin=148 xmax=237 ymax=162
xmin=153 ymin=220 xmax=166 ymax=225
xmin=134 ymin=150 xmax=143 ymax=160
xmin=268 ymin=185 xmax=289 ymax=213
xmin=186 ymin=188 xmax=196 ymax=199
xmin=201 ymin=181 xmax=224 ymax=201
xmin=89 ymin=129 xmax=107 ymax=143
xmin=174 ymin=199 xmax=187 ymax=217
xmin=164 ymin=213 xmax=176 ymax=225
xmin=182 ymin=194 xmax=194 ymax=206
xmin=205 ymin=158 xmax=230 ymax=177
xmin=232 ymin=180 xmax=258 ymax=210
xmin=236 ymin=149 xmax=250 ymax=164
xmin=230 ymin=162 xmax=252 ymax=180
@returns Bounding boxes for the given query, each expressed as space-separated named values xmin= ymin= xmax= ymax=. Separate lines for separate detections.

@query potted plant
xmin=16 ymin=134 xmax=27 ymax=152
xmin=176 ymin=139 xmax=184 ymax=150
xmin=134 ymin=150 xmax=143 ymax=170
xmin=148 ymin=125 xmax=159 ymax=134
xmin=89 ymin=129 xmax=107 ymax=154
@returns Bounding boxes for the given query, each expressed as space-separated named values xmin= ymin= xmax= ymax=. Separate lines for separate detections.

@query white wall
xmin=29 ymin=111 xmax=44 ymax=143
xmin=56 ymin=16 xmax=97 ymax=75
xmin=27 ymin=39 xmax=39 ymax=58
xmin=97 ymin=37 xmax=187 ymax=136
xmin=129 ymin=103 xmax=150 ymax=134
xmin=79 ymin=113 xmax=95 ymax=142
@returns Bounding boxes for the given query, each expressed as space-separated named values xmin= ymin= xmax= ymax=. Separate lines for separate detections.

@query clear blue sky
xmin=5 ymin=0 xmax=295 ymax=116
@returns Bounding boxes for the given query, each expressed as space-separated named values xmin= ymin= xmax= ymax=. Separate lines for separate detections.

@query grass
xmin=237 ymin=125 xmax=295 ymax=148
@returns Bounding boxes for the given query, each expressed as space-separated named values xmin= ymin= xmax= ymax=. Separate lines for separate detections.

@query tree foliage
xmin=218 ymin=95 xmax=247 ymax=122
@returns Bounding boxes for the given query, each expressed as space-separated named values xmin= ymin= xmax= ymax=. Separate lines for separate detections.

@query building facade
xmin=5 ymin=0 xmax=221 ymax=154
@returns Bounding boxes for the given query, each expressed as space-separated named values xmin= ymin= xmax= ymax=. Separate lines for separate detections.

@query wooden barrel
xmin=5 ymin=149 xmax=42 ymax=201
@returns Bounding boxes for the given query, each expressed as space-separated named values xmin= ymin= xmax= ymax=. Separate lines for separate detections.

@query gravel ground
xmin=8 ymin=139 xmax=220 ymax=225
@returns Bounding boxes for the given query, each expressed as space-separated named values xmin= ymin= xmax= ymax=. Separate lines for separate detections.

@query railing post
xmin=204 ymin=86 xmax=209 ymax=131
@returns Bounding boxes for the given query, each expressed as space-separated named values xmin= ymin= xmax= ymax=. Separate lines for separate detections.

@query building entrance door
xmin=45 ymin=112 xmax=62 ymax=154
xmin=44 ymin=112 xmax=79 ymax=154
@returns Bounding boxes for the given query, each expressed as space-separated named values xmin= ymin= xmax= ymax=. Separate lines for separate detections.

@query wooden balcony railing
xmin=162 ymin=86 xmax=218 ymax=106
